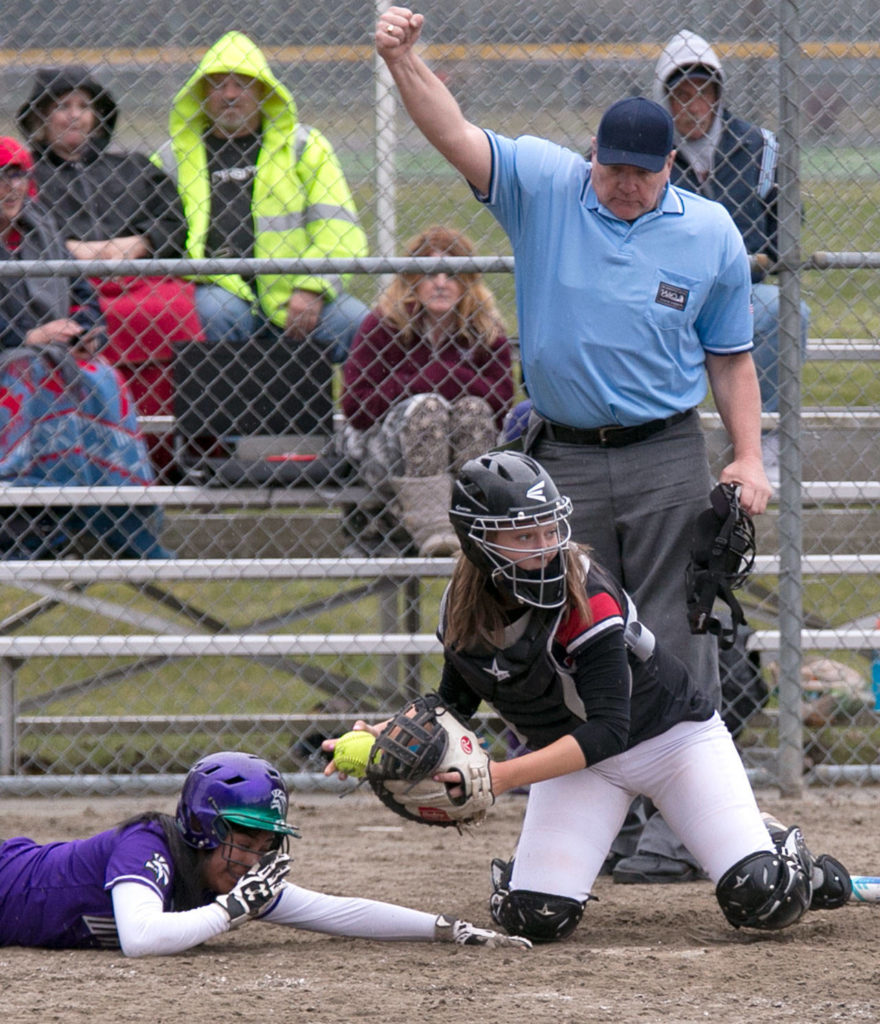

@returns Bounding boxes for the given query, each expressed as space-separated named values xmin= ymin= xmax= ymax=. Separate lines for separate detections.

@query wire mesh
xmin=0 ymin=0 xmax=878 ymax=790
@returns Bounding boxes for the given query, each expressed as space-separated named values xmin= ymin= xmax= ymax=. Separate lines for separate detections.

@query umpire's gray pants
xmin=531 ymin=409 xmax=720 ymax=700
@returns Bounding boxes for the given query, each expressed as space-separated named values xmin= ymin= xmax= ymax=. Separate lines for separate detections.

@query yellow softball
xmin=332 ymin=730 xmax=377 ymax=778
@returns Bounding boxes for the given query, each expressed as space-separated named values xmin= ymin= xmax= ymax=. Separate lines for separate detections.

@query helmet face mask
xmin=176 ymin=751 xmax=300 ymax=851
xmin=451 ymin=451 xmax=574 ymax=609
xmin=470 ymin=508 xmax=573 ymax=608
xmin=211 ymin=817 xmax=289 ymax=870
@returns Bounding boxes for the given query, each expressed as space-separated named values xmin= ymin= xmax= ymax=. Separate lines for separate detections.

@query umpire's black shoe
xmin=612 ymin=853 xmax=708 ymax=885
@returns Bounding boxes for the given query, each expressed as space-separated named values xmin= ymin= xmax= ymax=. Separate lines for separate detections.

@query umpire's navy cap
xmin=595 ymin=96 xmax=674 ymax=172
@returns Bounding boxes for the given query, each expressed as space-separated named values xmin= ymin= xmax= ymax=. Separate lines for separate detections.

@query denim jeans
xmin=194 ymin=284 xmax=369 ymax=363
xmin=751 ymin=282 xmax=810 ymax=415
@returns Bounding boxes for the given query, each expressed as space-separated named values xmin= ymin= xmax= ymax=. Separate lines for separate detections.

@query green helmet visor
xmin=219 ymin=807 xmax=301 ymax=839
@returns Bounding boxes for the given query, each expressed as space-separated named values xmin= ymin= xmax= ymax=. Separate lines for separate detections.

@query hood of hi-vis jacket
xmin=170 ymin=31 xmax=296 ymax=147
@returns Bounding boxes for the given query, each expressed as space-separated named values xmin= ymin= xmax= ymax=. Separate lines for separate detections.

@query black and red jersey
xmin=438 ymin=554 xmax=714 ymax=765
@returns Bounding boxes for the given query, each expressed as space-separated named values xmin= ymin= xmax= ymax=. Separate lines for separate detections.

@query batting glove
xmin=434 ymin=914 xmax=532 ymax=949
xmin=216 ymin=850 xmax=291 ymax=928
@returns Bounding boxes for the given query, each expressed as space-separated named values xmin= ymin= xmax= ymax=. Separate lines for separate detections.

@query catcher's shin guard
xmin=489 ymin=857 xmax=585 ymax=944
xmin=489 ymin=855 xmax=515 ymax=929
xmin=762 ymin=813 xmax=852 ymax=910
xmin=490 ymin=856 xmax=514 ymax=896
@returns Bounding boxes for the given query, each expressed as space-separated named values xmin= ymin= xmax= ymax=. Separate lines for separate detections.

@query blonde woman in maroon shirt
xmin=341 ymin=225 xmax=514 ymax=556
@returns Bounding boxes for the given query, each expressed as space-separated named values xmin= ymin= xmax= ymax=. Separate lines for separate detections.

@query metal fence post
xmin=0 ymin=658 xmax=17 ymax=776
xmin=374 ymin=0 xmax=398 ymax=277
xmin=776 ymin=0 xmax=805 ymax=796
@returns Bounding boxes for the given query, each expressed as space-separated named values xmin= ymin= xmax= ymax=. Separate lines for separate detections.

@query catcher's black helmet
xmin=450 ymin=451 xmax=573 ymax=608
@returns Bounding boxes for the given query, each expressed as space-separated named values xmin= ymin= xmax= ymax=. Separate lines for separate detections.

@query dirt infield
xmin=2 ymin=786 xmax=878 ymax=1024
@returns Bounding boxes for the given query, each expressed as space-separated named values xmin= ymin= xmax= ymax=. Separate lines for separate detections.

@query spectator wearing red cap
xmin=0 ymin=136 xmax=101 ymax=347
xmin=0 ymin=135 xmax=167 ymax=560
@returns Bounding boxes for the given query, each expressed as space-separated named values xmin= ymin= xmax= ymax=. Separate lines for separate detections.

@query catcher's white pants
xmin=510 ymin=713 xmax=773 ymax=901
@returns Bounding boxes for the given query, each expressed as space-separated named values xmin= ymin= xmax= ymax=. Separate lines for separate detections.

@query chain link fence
xmin=0 ymin=0 xmax=878 ymax=793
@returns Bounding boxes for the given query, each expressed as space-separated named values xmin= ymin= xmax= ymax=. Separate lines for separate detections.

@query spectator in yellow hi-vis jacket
xmin=155 ymin=31 xmax=369 ymax=362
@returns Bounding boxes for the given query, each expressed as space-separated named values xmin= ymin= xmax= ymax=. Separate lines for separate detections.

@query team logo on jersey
xmin=270 ymin=787 xmax=287 ymax=816
xmin=484 ymin=656 xmax=511 ymax=682
xmin=526 ymin=481 xmax=545 ymax=501
xmin=655 ymin=281 xmax=689 ymax=311
xmin=146 ymin=851 xmax=170 ymax=886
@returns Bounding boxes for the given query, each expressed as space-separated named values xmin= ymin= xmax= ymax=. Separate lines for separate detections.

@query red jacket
xmin=341 ymin=311 xmax=514 ymax=431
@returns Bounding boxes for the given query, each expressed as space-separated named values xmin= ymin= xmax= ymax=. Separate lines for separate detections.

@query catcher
xmin=324 ymin=451 xmax=851 ymax=943
xmin=0 ymin=749 xmax=530 ymax=955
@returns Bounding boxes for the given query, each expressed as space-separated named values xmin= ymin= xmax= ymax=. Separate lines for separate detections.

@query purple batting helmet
xmin=176 ymin=750 xmax=300 ymax=849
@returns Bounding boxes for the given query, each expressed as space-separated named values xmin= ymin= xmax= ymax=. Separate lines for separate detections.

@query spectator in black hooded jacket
xmin=16 ymin=67 xmax=204 ymax=471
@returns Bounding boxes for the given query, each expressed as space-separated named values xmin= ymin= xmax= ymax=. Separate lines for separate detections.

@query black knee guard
xmin=489 ymin=888 xmax=586 ymax=943
xmin=716 ymin=847 xmax=811 ymax=931
xmin=810 ymin=854 xmax=852 ymax=910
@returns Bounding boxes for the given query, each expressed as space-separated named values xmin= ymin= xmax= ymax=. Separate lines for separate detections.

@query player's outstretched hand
xmin=216 ymin=850 xmax=291 ymax=928
xmin=434 ymin=914 xmax=532 ymax=949
xmin=321 ymin=719 xmax=382 ymax=777
xmin=376 ymin=6 xmax=424 ymax=62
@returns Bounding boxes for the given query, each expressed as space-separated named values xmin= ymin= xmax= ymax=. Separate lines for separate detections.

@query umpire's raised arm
xmin=376 ymin=7 xmax=492 ymax=195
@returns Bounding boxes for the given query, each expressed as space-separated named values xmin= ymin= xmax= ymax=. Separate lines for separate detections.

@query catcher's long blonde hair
xmin=376 ymin=225 xmax=504 ymax=349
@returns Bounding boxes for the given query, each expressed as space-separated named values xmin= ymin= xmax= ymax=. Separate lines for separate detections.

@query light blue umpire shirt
xmin=477 ymin=129 xmax=754 ymax=429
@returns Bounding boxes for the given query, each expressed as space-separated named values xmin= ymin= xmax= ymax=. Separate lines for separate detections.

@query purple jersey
xmin=0 ymin=820 xmax=175 ymax=949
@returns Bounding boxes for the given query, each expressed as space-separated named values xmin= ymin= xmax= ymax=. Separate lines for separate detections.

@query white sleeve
xmin=111 ymin=881 xmax=230 ymax=958
xmin=262 ymin=883 xmax=438 ymax=942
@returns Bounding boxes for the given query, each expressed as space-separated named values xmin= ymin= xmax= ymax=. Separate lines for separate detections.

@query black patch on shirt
xmin=205 ymin=132 xmax=261 ymax=265
xmin=655 ymin=281 xmax=689 ymax=311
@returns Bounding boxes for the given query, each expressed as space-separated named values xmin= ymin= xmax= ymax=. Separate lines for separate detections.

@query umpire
xmin=376 ymin=7 xmax=771 ymax=885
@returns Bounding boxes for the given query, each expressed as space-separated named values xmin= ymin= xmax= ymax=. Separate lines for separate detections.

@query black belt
xmin=542 ymin=409 xmax=695 ymax=448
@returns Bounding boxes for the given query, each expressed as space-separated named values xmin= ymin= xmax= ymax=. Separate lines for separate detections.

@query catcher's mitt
xmin=366 ymin=694 xmax=494 ymax=828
